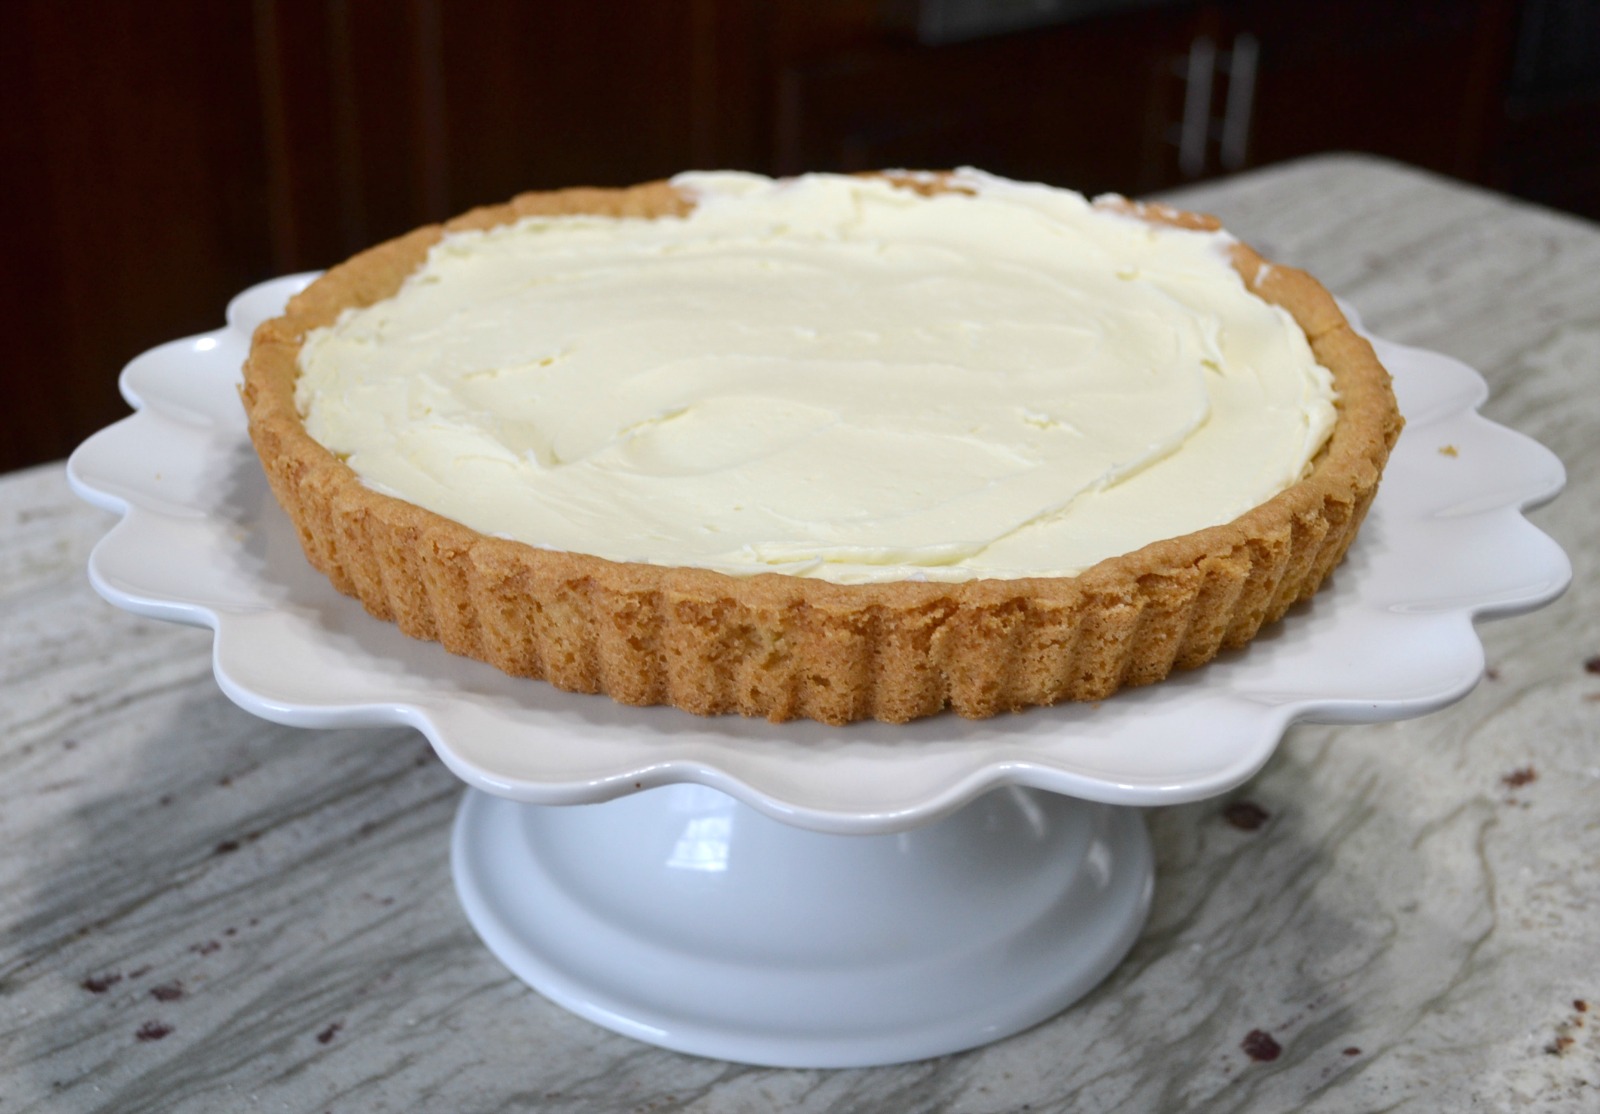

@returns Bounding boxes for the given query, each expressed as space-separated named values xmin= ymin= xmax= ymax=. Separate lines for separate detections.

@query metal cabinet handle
xmin=1220 ymin=32 xmax=1259 ymax=172
xmin=1178 ymin=35 xmax=1216 ymax=179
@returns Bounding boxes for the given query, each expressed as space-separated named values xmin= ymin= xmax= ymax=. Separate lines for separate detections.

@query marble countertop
xmin=3 ymin=154 xmax=1596 ymax=1112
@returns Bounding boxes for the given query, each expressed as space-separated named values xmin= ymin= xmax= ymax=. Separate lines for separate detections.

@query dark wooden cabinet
xmin=2 ymin=2 xmax=272 ymax=473
xmin=1 ymin=0 xmax=1590 ymax=473
xmin=769 ymin=6 xmax=1194 ymax=195
xmin=765 ymin=0 xmax=1520 ymax=190
xmin=1195 ymin=1 xmax=1517 ymax=182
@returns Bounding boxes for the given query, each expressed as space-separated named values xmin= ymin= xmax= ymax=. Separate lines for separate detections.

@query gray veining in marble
xmin=2 ymin=155 xmax=1597 ymax=1112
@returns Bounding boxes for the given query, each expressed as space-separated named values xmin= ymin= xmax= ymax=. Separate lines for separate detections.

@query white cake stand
xmin=68 ymin=275 xmax=1569 ymax=1068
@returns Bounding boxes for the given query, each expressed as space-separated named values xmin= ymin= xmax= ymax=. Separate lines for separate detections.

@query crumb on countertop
xmin=1242 ymin=1029 xmax=1282 ymax=1062
xmin=1501 ymin=766 xmax=1537 ymax=789
xmin=1223 ymin=800 xmax=1271 ymax=831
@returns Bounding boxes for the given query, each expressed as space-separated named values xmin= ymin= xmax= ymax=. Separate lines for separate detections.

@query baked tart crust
xmin=241 ymin=178 xmax=1402 ymax=725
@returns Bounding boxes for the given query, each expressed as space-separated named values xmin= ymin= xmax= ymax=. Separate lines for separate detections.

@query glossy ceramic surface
xmin=454 ymin=784 xmax=1151 ymax=1066
xmin=67 ymin=275 xmax=1569 ymax=835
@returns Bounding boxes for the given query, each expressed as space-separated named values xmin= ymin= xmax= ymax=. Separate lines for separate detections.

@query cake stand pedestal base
xmin=452 ymin=784 xmax=1152 ymax=1068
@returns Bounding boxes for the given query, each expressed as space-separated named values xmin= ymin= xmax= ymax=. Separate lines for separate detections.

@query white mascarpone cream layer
xmin=297 ymin=170 xmax=1337 ymax=584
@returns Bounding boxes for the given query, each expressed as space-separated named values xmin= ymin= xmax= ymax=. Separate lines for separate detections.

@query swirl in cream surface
xmin=296 ymin=170 xmax=1337 ymax=583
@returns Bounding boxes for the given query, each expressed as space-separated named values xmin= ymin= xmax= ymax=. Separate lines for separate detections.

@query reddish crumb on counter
xmin=1576 ymin=1000 xmax=1589 ymax=1013
xmin=80 ymin=973 xmax=122 ymax=994
xmin=135 ymin=1021 xmax=172 ymax=1043
xmin=1501 ymin=767 xmax=1537 ymax=789
xmin=1241 ymin=1029 xmax=1282 ymax=1062
xmin=1343 ymin=1047 xmax=1361 ymax=1056
xmin=316 ymin=1022 xmax=343 ymax=1044
xmin=1585 ymin=655 xmax=1600 ymax=675
xmin=149 ymin=982 xmax=184 ymax=1002
xmin=1223 ymin=801 xmax=1271 ymax=831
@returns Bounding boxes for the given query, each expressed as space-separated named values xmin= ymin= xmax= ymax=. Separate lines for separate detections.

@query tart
xmin=241 ymin=171 xmax=1402 ymax=725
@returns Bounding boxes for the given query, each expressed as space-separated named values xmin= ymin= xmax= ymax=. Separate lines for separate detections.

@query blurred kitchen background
xmin=4 ymin=0 xmax=1597 ymax=474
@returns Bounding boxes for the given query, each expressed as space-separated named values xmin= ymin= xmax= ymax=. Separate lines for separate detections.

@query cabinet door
xmin=0 ymin=0 xmax=714 ymax=474
xmin=1152 ymin=0 xmax=1516 ymax=184
xmin=772 ymin=8 xmax=1198 ymax=197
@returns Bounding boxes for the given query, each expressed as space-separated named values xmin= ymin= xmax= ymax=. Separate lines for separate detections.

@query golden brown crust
xmin=241 ymin=177 xmax=1403 ymax=725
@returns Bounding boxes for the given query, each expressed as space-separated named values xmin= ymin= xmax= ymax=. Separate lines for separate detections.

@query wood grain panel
xmin=773 ymin=10 xmax=1192 ymax=195
xmin=434 ymin=0 xmax=704 ymax=207
xmin=1232 ymin=0 xmax=1517 ymax=178
xmin=0 ymin=0 xmax=271 ymax=475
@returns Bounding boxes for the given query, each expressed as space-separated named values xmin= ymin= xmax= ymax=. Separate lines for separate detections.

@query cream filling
xmin=296 ymin=170 xmax=1337 ymax=584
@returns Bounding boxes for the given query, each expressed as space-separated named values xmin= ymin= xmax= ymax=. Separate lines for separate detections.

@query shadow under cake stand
xmin=68 ymin=276 xmax=1570 ymax=1068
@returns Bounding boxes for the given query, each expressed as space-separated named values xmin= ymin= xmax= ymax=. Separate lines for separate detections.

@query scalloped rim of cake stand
xmin=67 ymin=274 xmax=1570 ymax=836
